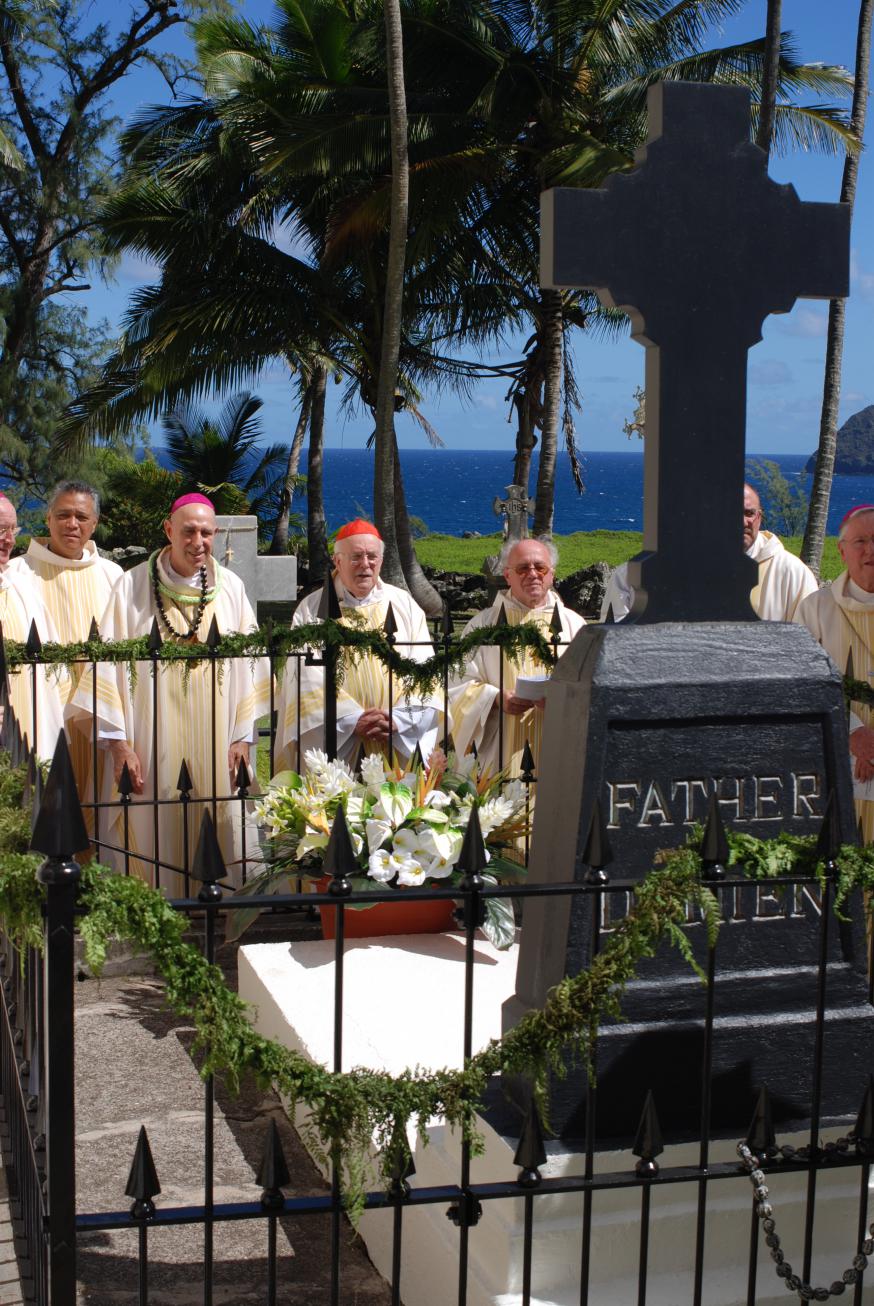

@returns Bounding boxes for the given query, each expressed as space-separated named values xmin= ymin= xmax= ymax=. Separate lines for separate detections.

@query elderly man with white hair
xmin=69 ymin=492 xmax=269 ymax=890
xmin=274 ymin=518 xmax=441 ymax=773
xmin=602 ymin=483 xmax=817 ymax=622
xmin=449 ymin=536 xmax=584 ymax=777
xmin=797 ymin=504 xmax=874 ymax=844
xmin=0 ymin=491 xmax=65 ymax=761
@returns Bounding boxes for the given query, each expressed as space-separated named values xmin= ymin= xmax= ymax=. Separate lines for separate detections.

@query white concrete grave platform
xmin=239 ymin=933 xmax=872 ymax=1306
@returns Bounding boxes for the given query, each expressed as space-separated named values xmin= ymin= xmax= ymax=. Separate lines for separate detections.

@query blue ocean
xmin=294 ymin=449 xmax=866 ymax=537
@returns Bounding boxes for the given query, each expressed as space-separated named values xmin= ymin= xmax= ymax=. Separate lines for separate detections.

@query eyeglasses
xmin=0 ymin=526 xmax=20 ymax=539
xmin=513 ymin=562 xmax=551 ymax=576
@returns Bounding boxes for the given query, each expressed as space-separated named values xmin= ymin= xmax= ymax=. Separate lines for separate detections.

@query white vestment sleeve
xmin=391 ymin=706 xmax=438 ymax=761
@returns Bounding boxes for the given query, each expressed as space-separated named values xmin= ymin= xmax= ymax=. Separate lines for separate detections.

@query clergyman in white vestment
xmin=449 ymin=537 xmax=585 ymax=777
xmin=0 ymin=493 xmax=66 ymax=761
xmin=274 ymin=519 xmax=441 ymax=773
xmin=69 ymin=494 xmax=269 ymax=893
xmin=601 ymin=483 xmax=817 ymax=622
xmin=796 ymin=504 xmax=874 ymax=845
xmin=18 ymin=481 xmax=123 ymax=836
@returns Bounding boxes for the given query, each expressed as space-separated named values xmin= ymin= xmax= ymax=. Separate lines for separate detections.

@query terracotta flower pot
xmin=315 ymin=877 xmax=457 ymax=939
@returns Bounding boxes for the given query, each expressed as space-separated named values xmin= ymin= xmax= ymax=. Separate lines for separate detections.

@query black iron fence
xmin=0 ymin=609 xmax=561 ymax=892
xmin=1 ymin=625 xmax=874 ymax=1304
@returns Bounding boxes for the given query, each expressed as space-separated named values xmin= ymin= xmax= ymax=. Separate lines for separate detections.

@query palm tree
xmin=161 ymin=391 xmax=289 ymax=530
xmin=372 ymin=0 xmax=412 ymax=590
xmin=270 ymin=374 xmax=313 ymax=555
xmin=451 ymin=0 xmax=856 ymax=535
xmin=58 ymin=0 xmax=856 ymax=563
xmin=802 ymin=0 xmax=873 ymax=575
xmin=756 ymin=0 xmax=784 ymax=153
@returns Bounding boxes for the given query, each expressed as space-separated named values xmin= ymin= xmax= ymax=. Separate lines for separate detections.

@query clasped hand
xmin=849 ymin=726 xmax=874 ymax=783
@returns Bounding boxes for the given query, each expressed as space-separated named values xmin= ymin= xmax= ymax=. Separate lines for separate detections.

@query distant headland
xmin=806 ymin=405 xmax=874 ymax=474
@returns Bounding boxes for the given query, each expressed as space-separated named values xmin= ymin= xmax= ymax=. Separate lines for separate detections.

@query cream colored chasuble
xmin=70 ymin=551 xmax=269 ymax=894
xmin=0 ymin=565 xmax=66 ymax=761
xmin=22 ymin=538 xmax=123 ymax=829
xmin=797 ymin=571 xmax=874 ymax=844
xmin=449 ymin=592 xmax=584 ymax=777
xmin=274 ymin=580 xmax=441 ymax=774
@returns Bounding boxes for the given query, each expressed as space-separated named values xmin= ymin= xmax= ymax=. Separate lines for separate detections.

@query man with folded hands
xmin=274 ymin=519 xmax=441 ymax=773
xmin=449 ymin=537 xmax=584 ymax=777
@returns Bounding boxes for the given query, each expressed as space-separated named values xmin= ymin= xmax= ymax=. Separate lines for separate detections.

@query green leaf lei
xmin=2 ymin=748 xmax=873 ymax=1216
xmin=2 ymin=619 xmax=557 ymax=698
xmin=844 ymin=673 xmax=874 ymax=708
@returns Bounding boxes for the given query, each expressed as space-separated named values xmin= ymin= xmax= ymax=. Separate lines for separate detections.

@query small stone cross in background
xmin=493 ymin=484 xmax=535 ymax=544
xmin=214 ymin=516 xmax=297 ymax=617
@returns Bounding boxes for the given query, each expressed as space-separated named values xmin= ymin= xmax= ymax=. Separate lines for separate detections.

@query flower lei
xmin=149 ymin=549 xmax=221 ymax=643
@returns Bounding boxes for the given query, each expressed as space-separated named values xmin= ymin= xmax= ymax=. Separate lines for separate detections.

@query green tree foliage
xmin=161 ymin=391 xmax=289 ymax=533
xmin=0 ymin=0 xmax=211 ymax=491
xmin=802 ymin=0 xmax=873 ymax=575
xmin=95 ymin=452 xmax=184 ymax=555
xmin=56 ymin=0 xmax=854 ymax=561
xmin=746 ymin=458 xmax=810 ymax=536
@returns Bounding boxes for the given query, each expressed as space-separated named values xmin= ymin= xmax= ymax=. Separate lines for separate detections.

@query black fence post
xmin=31 ymin=731 xmax=89 ymax=1306
xmin=317 ymin=581 xmax=340 ymax=760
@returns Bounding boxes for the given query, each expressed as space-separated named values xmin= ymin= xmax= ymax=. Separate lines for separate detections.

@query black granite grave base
xmin=505 ymin=620 xmax=870 ymax=1148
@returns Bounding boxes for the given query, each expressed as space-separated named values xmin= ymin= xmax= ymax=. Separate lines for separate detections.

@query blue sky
xmin=72 ymin=0 xmax=873 ymax=456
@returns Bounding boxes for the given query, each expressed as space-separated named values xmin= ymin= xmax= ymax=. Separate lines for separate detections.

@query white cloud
xmin=476 ymin=392 xmax=502 ymax=412
xmin=851 ymin=250 xmax=874 ymax=302
xmin=776 ymin=306 xmax=828 ymax=338
xmin=749 ymin=392 xmax=822 ymax=422
xmin=749 ymin=359 xmax=793 ymax=386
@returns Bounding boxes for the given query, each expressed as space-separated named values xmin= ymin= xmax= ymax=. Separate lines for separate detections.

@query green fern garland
xmin=844 ymin=674 xmax=874 ymax=709
xmin=3 ymin=744 xmax=874 ymax=1214
xmin=2 ymin=619 xmax=557 ymax=700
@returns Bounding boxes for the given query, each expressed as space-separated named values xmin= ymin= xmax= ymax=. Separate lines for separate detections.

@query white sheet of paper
xmin=514 ymin=675 xmax=549 ymax=701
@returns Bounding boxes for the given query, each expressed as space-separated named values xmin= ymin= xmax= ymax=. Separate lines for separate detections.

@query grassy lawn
xmin=416 ymin=531 xmax=844 ymax=581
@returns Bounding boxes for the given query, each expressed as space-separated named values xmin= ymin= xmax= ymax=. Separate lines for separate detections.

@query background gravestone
xmin=501 ymin=81 xmax=867 ymax=1142
xmin=214 ymin=515 xmax=297 ymax=621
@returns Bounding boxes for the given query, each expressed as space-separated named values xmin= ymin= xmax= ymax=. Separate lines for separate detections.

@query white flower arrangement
xmin=240 ymin=750 xmax=530 ymax=948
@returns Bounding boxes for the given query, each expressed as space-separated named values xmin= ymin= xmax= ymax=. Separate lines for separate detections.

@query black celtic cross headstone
xmin=502 ymin=82 xmax=866 ymax=1143
xmin=541 ymin=80 xmax=848 ymax=622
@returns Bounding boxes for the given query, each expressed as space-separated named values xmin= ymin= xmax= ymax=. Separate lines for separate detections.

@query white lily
xmin=395 ymin=858 xmax=428 ymax=887
xmin=368 ymin=848 xmax=424 ymax=885
xmin=368 ymin=849 xmax=396 ymax=883
xmin=453 ymin=753 xmax=478 ymax=779
xmin=502 ymin=779 xmax=526 ymax=808
xmin=297 ymin=832 xmax=330 ymax=857
xmin=366 ymin=818 xmax=393 ymax=853
xmin=417 ymin=824 xmax=463 ymax=866
xmin=373 ymin=783 xmax=415 ymax=827
xmin=345 ymin=791 xmax=368 ymax=827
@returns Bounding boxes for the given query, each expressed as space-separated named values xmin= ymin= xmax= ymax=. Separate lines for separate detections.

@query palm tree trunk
xmin=533 ymin=288 xmax=563 ymax=536
xmin=307 ymin=363 xmax=331 ymax=584
xmin=802 ymin=0 xmax=873 ymax=574
xmin=372 ymin=0 xmax=409 ymax=589
xmin=392 ymin=430 xmax=443 ymax=615
xmin=270 ymin=380 xmax=312 ymax=554
xmin=512 ymin=393 xmax=537 ymax=495
xmin=756 ymin=0 xmax=783 ymax=154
